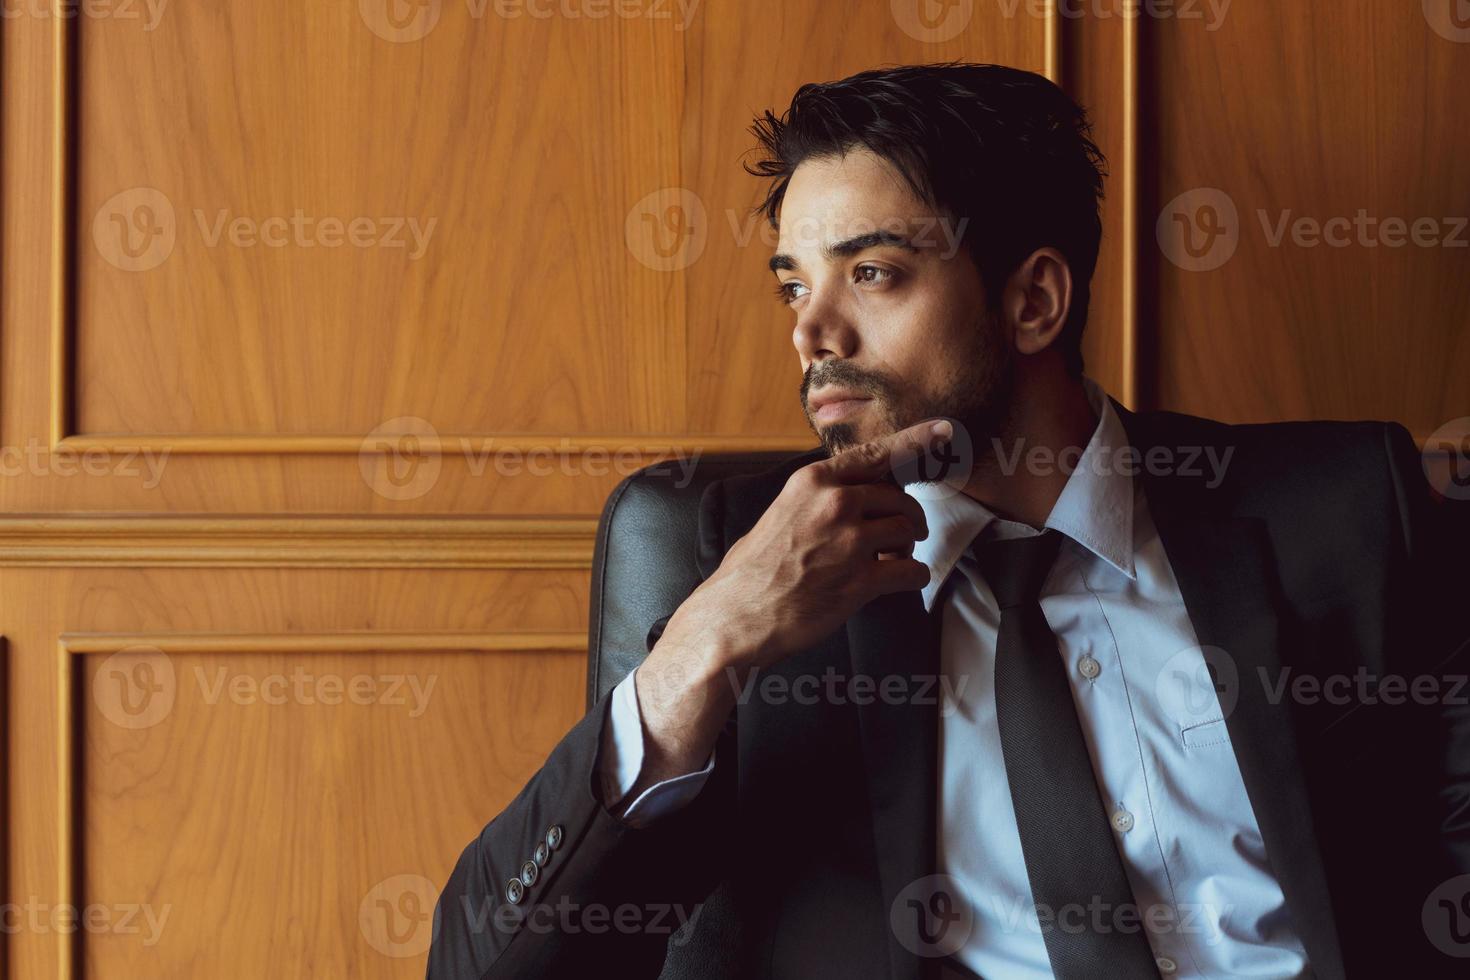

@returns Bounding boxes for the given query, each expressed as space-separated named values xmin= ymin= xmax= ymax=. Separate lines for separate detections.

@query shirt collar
xmin=908 ymin=376 xmax=1136 ymax=611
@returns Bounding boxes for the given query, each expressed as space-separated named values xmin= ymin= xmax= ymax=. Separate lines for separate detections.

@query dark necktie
xmin=972 ymin=529 xmax=1160 ymax=979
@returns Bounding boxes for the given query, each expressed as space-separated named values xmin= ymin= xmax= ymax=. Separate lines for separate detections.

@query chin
xmin=818 ymin=419 xmax=885 ymax=456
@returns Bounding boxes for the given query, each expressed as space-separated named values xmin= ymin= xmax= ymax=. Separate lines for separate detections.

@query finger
xmin=852 ymin=484 xmax=929 ymax=540
xmin=867 ymin=556 xmax=932 ymax=595
xmin=859 ymin=514 xmax=924 ymax=556
xmin=827 ymin=417 xmax=953 ymax=486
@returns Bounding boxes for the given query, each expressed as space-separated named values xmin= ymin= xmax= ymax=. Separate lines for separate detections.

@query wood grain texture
xmin=1142 ymin=0 xmax=1470 ymax=436
xmin=3 ymin=567 xmax=589 ymax=978
xmin=0 ymin=516 xmax=598 ymax=568
xmin=70 ymin=3 xmax=685 ymax=442
xmin=8 ymin=3 xmax=1462 ymax=979
xmin=69 ymin=639 xmax=583 ymax=978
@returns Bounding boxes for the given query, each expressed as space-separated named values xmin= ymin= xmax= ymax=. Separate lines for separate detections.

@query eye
xmin=854 ymin=264 xmax=895 ymax=287
xmin=774 ymin=280 xmax=809 ymax=305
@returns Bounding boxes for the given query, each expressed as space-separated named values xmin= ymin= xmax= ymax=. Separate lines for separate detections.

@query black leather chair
xmin=583 ymin=450 xmax=811 ymax=977
xmin=585 ymin=451 xmax=803 ymax=708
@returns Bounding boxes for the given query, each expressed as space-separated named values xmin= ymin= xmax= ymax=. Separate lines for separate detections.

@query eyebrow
xmin=768 ymin=230 xmax=921 ymax=274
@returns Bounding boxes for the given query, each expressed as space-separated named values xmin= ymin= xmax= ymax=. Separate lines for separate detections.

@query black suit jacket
xmin=428 ymin=405 xmax=1470 ymax=979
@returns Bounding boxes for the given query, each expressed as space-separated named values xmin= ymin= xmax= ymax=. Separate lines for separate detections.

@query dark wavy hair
xmin=746 ymin=63 xmax=1106 ymax=377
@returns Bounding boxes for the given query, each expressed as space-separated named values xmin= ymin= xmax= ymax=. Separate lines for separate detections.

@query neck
xmin=963 ymin=372 xmax=1097 ymax=528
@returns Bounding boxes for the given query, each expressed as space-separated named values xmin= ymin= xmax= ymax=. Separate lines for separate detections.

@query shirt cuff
xmin=601 ymin=667 xmax=715 ymax=827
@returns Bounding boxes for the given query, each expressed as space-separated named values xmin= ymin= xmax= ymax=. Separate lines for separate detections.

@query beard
xmin=802 ymin=310 xmax=1015 ymax=478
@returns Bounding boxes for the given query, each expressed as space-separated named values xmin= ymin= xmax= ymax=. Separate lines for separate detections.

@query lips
xmin=809 ymin=388 xmax=873 ymax=423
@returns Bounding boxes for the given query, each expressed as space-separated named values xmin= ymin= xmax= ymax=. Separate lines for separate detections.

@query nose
xmin=791 ymin=288 xmax=858 ymax=365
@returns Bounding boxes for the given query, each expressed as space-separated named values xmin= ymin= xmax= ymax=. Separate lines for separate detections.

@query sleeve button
xmin=520 ymin=861 xmax=539 ymax=887
xmin=546 ymin=824 xmax=564 ymax=851
xmin=534 ymin=841 xmax=550 ymax=867
xmin=505 ymin=878 xmax=524 ymax=905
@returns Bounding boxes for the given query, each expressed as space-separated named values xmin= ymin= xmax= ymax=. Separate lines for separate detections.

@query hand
xmin=624 ymin=417 xmax=952 ymax=795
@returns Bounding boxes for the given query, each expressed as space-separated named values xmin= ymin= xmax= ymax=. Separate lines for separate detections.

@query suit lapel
xmin=1116 ymin=403 xmax=1346 ymax=978
xmin=848 ymin=585 xmax=943 ymax=980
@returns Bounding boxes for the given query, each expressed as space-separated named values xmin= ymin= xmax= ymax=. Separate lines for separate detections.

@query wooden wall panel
xmin=2 ymin=566 xmax=588 ymax=978
xmin=1061 ymin=8 xmax=1138 ymax=406
xmin=73 ymin=3 xmax=686 ymax=441
xmin=72 ymin=640 xmax=583 ymax=978
xmin=1141 ymin=0 xmax=1470 ymax=438
xmin=22 ymin=2 xmax=1464 ymax=978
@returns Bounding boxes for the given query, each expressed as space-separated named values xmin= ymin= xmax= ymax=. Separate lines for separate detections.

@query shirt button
xmin=1078 ymin=656 xmax=1101 ymax=679
xmin=504 ymin=878 xmax=524 ymax=905
xmin=1156 ymin=956 xmax=1178 ymax=974
xmin=1110 ymin=808 xmax=1135 ymax=833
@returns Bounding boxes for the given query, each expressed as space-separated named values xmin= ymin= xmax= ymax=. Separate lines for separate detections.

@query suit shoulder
xmin=1126 ymin=407 xmax=1397 ymax=478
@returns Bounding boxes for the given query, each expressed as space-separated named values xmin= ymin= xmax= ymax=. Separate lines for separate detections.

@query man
xmin=428 ymin=64 xmax=1469 ymax=978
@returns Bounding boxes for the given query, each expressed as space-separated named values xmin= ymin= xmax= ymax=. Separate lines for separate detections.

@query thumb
xmin=827 ymin=418 xmax=953 ymax=486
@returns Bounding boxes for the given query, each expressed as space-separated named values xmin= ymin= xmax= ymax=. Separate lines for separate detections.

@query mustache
xmin=800 ymin=364 xmax=890 ymax=407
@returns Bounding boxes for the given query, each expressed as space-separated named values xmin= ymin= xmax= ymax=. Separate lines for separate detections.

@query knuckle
xmin=791 ymin=464 xmax=822 ymax=491
xmin=856 ymin=440 xmax=889 ymax=465
xmin=813 ymin=490 xmax=844 ymax=526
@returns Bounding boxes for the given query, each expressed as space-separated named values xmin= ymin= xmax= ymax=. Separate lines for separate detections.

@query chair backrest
xmin=585 ymin=452 xmax=800 ymax=708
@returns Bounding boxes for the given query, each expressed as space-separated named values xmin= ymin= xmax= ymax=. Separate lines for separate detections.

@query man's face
xmin=770 ymin=149 xmax=1013 ymax=456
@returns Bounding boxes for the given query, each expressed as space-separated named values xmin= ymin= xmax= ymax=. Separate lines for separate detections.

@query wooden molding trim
xmin=1119 ymin=6 xmax=1140 ymax=410
xmin=58 ymin=630 xmax=588 ymax=655
xmin=50 ymin=433 xmax=816 ymax=455
xmin=0 ymin=515 xmax=599 ymax=568
xmin=54 ymin=630 xmax=585 ymax=978
xmin=44 ymin=9 xmax=810 ymax=461
xmin=1044 ymin=0 xmax=1062 ymax=86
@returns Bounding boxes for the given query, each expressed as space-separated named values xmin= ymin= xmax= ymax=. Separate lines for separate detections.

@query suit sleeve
xmin=1382 ymin=422 xmax=1470 ymax=875
xmin=426 ymin=481 xmax=736 ymax=980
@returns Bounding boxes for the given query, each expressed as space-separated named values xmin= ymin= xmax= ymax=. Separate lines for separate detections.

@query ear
xmin=1000 ymin=247 xmax=1073 ymax=357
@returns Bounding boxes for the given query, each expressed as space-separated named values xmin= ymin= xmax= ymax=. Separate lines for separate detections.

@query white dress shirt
xmin=600 ymin=378 xmax=1311 ymax=979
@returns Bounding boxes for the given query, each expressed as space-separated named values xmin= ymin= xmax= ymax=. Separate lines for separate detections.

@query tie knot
xmin=970 ymin=529 xmax=1064 ymax=609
